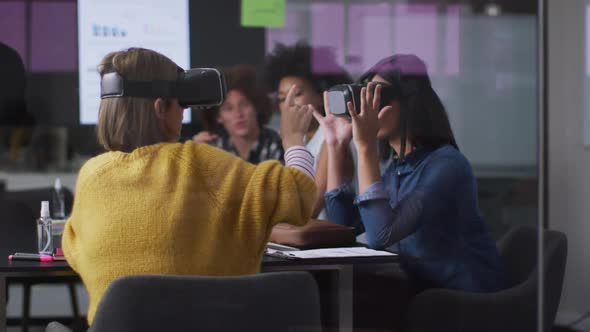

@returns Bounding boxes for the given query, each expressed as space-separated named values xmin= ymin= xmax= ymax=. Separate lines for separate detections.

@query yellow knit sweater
xmin=62 ymin=142 xmax=317 ymax=324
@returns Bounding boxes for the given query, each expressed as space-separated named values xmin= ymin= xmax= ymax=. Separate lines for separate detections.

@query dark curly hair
xmin=265 ymin=41 xmax=352 ymax=95
xmin=200 ymin=65 xmax=273 ymax=134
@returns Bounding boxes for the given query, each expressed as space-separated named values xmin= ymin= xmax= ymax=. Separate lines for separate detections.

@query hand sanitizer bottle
xmin=37 ymin=201 xmax=53 ymax=255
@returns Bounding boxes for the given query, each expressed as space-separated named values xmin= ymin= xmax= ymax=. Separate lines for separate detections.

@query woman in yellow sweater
xmin=62 ymin=48 xmax=318 ymax=324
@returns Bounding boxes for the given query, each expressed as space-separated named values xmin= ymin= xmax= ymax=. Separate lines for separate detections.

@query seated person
xmin=62 ymin=48 xmax=317 ymax=325
xmin=315 ymin=54 xmax=509 ymax=330
xmin=192 ymin=65 xmax=283 ymax=164
xmin=265 ymin=42 xmax=355 ymax=219
xmin=0 ymin=42 xmax=36 ymax=168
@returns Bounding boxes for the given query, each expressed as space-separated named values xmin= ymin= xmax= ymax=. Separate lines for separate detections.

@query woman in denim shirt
xmin=314 ymin=54 xmax=508 ymax=329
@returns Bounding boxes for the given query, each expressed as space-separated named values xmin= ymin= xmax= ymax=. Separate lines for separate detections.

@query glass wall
xmin=0 ymin=1 xmax=540 ymax=237
xmin=0 ymin=0 xmax=555 ymax=331
xmin=265 ymin=0 xmax=538 ymax=238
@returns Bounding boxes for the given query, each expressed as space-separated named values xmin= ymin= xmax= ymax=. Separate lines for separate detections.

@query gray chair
xmin=406 ymin=226 xmax=568 ymax=332
xmin=47 ymin=271 xmax=322 ymax=332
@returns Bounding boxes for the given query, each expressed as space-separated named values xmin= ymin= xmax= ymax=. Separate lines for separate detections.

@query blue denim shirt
xmin=325 ymin=144 xmax=509 ymax=292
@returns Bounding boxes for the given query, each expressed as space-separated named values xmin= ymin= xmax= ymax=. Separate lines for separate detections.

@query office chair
xmin=0 ymin=42 xmax=36 ymax=167
xmin=0 ymin=41 xmax=28 ymax=126
xmin=406 ymin=225 xmax=567 ymax=332
xmin=47 ymin=272 xmax=322 ymax=332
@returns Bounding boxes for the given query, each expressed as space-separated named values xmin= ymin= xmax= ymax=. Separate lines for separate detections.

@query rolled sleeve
xmin=325 ymin=183 xmax=355 ymax=200
xmin=324 ymin=183 xmax=361 ymax=229
xmin=354 ymin=181 xmax=389 ymax=205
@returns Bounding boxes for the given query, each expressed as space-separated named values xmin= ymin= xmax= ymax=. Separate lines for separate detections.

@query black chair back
xmin=498 ymin=225 xmax=541 ymax=286
xmin=542 ymin=228 xmax=568 ymax=331
xmin=89 ymin=272 xmax=322 ymax=332
xmin=407 ymin=226 xmax=568 ymax=332
xmin=499 ymin=226 xmax=568 ymax=331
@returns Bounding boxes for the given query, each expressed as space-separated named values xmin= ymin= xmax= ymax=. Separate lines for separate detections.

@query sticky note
xmin=241 ymin=0 xmax=286 ymax=28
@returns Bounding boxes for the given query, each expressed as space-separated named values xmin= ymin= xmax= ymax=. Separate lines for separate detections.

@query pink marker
xmin=39 ymin=255 xmax=54 ymax=262
xmin=8 ymin=253 xmax=54 ymax=262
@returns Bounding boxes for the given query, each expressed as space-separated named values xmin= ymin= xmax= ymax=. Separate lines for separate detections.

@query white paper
xmin=266 ymin=247 xmax=397 ymax=259
xmin=266 ymin=242 xmax=300 ymax=251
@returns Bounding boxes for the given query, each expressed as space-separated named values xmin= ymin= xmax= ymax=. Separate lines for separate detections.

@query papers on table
xmin=265 ymin=247 xmax=397 ymax=260
xmin=266 ymin=242 xmax=300 ymax=251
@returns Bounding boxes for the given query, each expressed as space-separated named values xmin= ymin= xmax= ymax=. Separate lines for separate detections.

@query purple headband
xmin=360 ymin=54 xmax=428 ymax=83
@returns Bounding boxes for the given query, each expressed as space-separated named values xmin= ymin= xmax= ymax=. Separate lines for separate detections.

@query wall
xmin=548 ymin=0 xmax=590 ymax=329
xmin=1 ymin=0 xmax=267 ymax=158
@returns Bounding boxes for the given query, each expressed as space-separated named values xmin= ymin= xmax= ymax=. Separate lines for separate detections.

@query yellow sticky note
xmin=241 ymin=0 xmax=286 ymax=28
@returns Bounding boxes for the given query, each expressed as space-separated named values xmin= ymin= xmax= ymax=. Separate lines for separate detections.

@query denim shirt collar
xmin=393 ymin=145 xmax=431 ymax=175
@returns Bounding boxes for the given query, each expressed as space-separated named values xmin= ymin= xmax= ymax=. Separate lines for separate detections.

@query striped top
xmin=284 ymin=146 xmax=315 ymax=180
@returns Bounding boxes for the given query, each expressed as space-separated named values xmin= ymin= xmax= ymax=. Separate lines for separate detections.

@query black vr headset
xmin=327 ymin=83 xmax=398 ymax=116
xmin=100 ymin=67 xmax=226 ymax=109
xmin=326 ymin=72 xmax=417 ymax=116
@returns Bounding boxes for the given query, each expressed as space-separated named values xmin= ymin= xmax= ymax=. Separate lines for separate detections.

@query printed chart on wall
xmin=78 ymin=0 xmax=190 ymax=124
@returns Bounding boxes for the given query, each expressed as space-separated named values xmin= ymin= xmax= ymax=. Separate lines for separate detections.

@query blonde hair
xmin=96 ymin=48 xmax=179 ymax=152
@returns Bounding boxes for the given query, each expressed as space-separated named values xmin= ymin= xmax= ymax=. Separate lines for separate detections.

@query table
xmin=263 ymin=255 xmax=399 ymax=331
xmin=1 ymin=255 xmax=399 ymax=332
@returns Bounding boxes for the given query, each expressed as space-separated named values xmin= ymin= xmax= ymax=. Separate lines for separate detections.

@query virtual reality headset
xmin=327 ymin=83 xmax=401 ymax=116
xmin=100 ymin=68 xmax=227 ymax=109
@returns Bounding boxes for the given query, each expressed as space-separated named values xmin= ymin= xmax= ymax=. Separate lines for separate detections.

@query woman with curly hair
xmin=193 ymin=65 xmax=283 ymax=164
xmin=266 ymin=42 xmax=355 ymax=218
